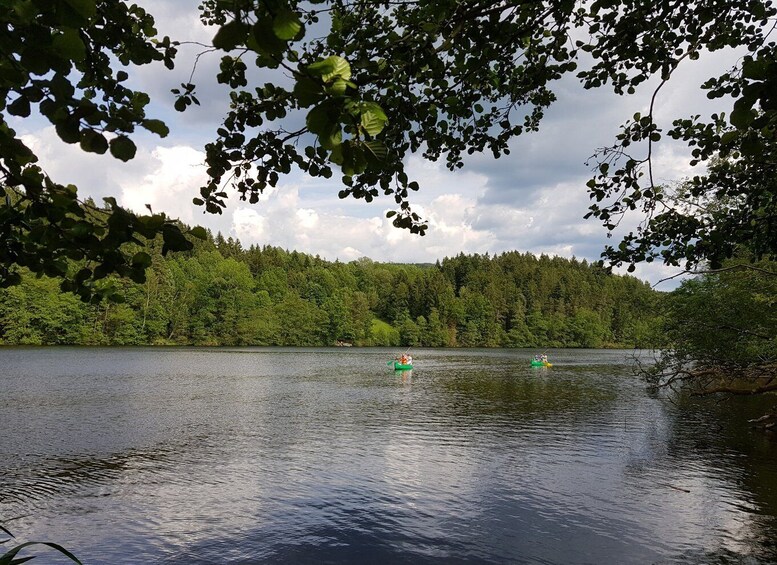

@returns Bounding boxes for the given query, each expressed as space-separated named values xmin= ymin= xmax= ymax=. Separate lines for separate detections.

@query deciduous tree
xmin=4 ymin=1 xmax=776 ymax=297
xmin=643 ymin=258 xmax=777 ymax=424
xmin=1 ymin=0 xmax=204 ymax=300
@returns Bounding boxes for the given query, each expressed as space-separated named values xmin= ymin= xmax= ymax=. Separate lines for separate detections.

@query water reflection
xmin=0 ymin=347 xmax=775 ymax=564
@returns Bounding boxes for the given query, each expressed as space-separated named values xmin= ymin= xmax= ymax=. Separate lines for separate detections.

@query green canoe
xmin=390 ymin=361 xmax=413 ymax=370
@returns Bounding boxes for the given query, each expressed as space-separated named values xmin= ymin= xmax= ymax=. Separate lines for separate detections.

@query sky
xmin=11 ymin=1 xmax=747 ymax=290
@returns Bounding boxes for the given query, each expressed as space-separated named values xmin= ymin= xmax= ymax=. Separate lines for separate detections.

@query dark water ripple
xmin=1 ymin=347 xmax=776 ymax=564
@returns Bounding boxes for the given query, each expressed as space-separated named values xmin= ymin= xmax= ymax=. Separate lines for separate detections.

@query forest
xmin=0 ymin=228 xmax=663 ymax=348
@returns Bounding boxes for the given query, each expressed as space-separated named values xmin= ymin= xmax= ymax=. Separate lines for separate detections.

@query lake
xmin=1 ymin=347 xmax=776 ymax=564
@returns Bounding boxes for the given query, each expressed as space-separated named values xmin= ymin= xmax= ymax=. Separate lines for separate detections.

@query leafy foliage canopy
xmin=2 ymin=0 xmax=776 ymax=297
xmin=190 ymin=0 xmax=777 ymax=272
xmin=0 ymin=0 xmax=200 ymax=301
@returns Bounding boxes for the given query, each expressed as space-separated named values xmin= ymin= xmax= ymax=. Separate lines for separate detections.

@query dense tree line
xmin=0 ymin=230 xmax=663 ymax=348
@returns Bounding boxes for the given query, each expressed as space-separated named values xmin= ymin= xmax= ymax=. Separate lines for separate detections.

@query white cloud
xmin=119 ymin=146 xmax=206 ymax=224
xmin=223 ymin=174 xmax=492 ymax=263
xmin=20 ymin=127 xmax=123 ymax=201
xmin=340 ymin=246 xmax=363 ymax=261
xmin=295 ymin=208 xmax=319 ymax=229
xmin=233 ymin=208 xmax=267 ymax=241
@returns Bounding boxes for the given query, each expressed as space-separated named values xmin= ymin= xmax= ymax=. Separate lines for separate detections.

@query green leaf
xmin=137 ymin=214 xmax=165 ymax=232
xmin=11 ymin=0 xmax=38 ymax=23
xmin=189 ymin=226 xmax=208 ymax=240
xmin=49 ymin=73 xmax=75 ymax=100
xmin=52 ymin=28 xmax=86 ymax=62
xmin=109 ymin=136 xmax=137 ymax=161
xmin=7 ymin=96 xmax=31 ymax=117
xmin=730 ymin=105 xmax=754 ymax=129
xmin=742 ymin=58 xmax=767 ymax=80
xmin=80 ymin=129 xmax=108 ymax=154
xmin=62 ymin=0 xmax=96 ymax=20
xmin=141 ymin=119 xmax=170 ymax=137
xmin=55 ymin=119 xmax=81 ymax=144
xmin=321 ymin=124 xmax=342 ymax=150
xmin=0 ymin=271 xmax=22 ymax=288
xmin=363 ymin=140 xmax=388 ymax=161
xmin=247 ymin=17 xmax=287 ymax=57
xmin=740 ymin=133 xmax=761 ymax=156
xmin=719 ymin=130 xmax=738 ymax=146
xmin=21 ymin=46 xmax=52 ymax=75
xmin=131 ymin=251 xmax=153 ymax=268
xmin=273 ymin=9 xmax=302 ymax=41
xmin=293 ymin=77 xmax=324 ymax=107
xmin=306 ymin=101 xmax=339 ymax=137
xmin=306 ymin=101 xmax=343 ymax=149
xmin=306 ymin=58 xmax=336 ymax=77
xmin=329 ymin=143 xmax=344 ymax=165
xmin=162 ymin=225 xmax=193 ymax=254
xmin=325 ymin=78 xmax=349 ymax=96
xmin=109 ymin=292 xmax=126 ymax=303
xmin=360 ymin=102 xmax=388 ymax=136
xmin=71 ymin=268 xmax=90 ymax=285
xmin=307 ymin=56 xmax=351 ymax=82
xmin=212 ymin=20 xmax=250 ymax=51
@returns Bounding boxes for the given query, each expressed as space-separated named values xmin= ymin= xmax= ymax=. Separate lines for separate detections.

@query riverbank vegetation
xmin=0 ymin=229 xmax=662 ymax=348
xmin=641 ymin=257 xmax=777 ymax=428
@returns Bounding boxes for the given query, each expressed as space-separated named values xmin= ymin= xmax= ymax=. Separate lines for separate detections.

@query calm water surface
xmin=1 ymin=347 xmax=776 ymax=564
